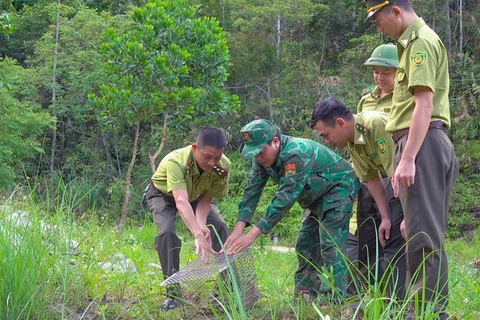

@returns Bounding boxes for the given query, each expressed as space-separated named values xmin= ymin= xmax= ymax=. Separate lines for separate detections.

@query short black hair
xmin=395 ymin=0 xmax=413 ymax=11
xmin=311 ymin=97 xmax=353 ymax=128
xmin=384 ymin=0 xmax=413 ymax=13
xmin=196 ymin=126 xmax=227 ymax=149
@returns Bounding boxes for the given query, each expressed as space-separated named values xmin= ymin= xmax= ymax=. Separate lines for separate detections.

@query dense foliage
xmin=0 ymin=0 xmax=478 ymax=237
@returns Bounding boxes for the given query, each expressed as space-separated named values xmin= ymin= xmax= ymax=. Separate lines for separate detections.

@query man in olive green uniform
xmin=224 ymin=119 xmax=359 ymax=302
xmin=145 ymin=126 xmax=230 ymax=310
xmin=366 ymin=0 xmax=459 ymax=317
xmin=312 ymin=97 xmax=406 ymax=299
xmin=358 ymin=43 xmax=398 ymax=114
xmin=347 ymin=43 xmax=405 ymax=298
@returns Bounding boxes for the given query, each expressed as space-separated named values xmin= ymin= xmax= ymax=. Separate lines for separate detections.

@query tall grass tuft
xmin=207 ymin=226 xmax=249 ymax=320
xmin=0 ymin=195 xmax=57 ymax=319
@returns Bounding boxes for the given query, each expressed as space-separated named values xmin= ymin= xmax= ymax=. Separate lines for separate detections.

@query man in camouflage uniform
xmin=311 ymin=97 xmax=406 ymax=299
xmin=224 ymin=119 xmax=359 ymax=302
xmin=145 ymin=126 xmax=230 ymax=310
xmin=366 ymin=0 xmax=459 ymax=317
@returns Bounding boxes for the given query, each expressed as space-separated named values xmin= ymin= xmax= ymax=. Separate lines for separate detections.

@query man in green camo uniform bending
xmin=224 ymin=119 xmax=360 ymax=302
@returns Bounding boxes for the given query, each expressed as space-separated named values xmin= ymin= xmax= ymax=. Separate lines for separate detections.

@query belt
xmin=391 ymin=120 xmax=445 ymax=144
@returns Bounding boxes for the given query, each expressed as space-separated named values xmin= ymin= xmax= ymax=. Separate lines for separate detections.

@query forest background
xmin=1 ymin=0 xmax=479 ymax=239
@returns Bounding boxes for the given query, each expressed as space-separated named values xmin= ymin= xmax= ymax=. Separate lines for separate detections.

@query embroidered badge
xmin=284 ymin=163 xmax=296 ymax=177
xmin=411 ymin=51 xmax=427 ymax=68
xmin=367 ymin=152 xmax=378 ymax=159
xmin=374 ymin=138 xmax=388 ymax=154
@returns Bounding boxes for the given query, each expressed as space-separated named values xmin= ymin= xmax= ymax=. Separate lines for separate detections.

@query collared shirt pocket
xmin=394 ymin=68 xmax=410 ymax=102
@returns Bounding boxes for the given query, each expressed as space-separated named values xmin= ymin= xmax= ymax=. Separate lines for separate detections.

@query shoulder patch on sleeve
xmin=374 ymin=138 xmax=388 ymax=154
xmin=284 ymin=163 xmax=296 ymax=177
xmin=411 ymin=51 xmax=427 ymax=68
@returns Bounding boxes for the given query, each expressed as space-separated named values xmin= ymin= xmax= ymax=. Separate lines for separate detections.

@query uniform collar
xmin=370 ymin=86 xmax=382 ymax=99
xmin=398 ymin=18 xmax=426 ymax=48
xmin=368 ymin=86 xmax=392 ymax=101
xmin=185 ymin=146 xmax=201 ymax=175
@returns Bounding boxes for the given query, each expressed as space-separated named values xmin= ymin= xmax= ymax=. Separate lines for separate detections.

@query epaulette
xmin=355 ymin=123 xmax=370 ymax=137
xmin=185 ymin=159 xmax=194 ymax=173
xmin=361 ymin=85 xmax=376 ymax=97
xmin=212 ymin=165 xmax=228 ymax=178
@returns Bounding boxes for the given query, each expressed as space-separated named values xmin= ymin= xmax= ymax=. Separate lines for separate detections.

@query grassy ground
xmin=1 ymin=199 xmax=479 ymax=320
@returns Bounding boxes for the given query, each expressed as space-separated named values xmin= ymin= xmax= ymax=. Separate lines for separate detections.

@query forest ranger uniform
xmin=145 ymin=146 xmax=230 ymax=299
xmin=347 ymin=111 xmax=406 ymax=298
xmin=386 ymin=17 xmax=459 ymax=314
xmin=347 ymin=43 xmax=406 ymax=298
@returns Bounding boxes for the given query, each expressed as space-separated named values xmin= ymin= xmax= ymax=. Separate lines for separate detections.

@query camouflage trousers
xmin=294 ymin=204 xmax=352 ymax=302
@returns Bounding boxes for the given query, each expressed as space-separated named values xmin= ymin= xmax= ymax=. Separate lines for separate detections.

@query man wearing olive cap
xmin=358 ymin=43 xmax=398 ymax=114
xmin=345 ymin=43 xmax=406 ymax=299
xmin=224 ymin=119 xmax=360 ymax=302
xmin=365 ymin=0 xmax=459 ymax=318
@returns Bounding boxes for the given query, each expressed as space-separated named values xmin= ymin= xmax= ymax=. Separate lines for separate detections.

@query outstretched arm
xmin=392 ymin=87 xmax=433 ymax=196
xmin=172 ymin=189 xmax=215 ymax=263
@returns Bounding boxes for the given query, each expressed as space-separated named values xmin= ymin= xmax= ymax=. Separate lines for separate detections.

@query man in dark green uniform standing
xmin=224 ymin=119 xmax=359 ymax=302
xmin=366 ymin=0 xmax=459 ymax=318
xmin=311 ymin=97 xmax=406 ymax=299
xmin=145 ymin=126 xmax=230 ymax=310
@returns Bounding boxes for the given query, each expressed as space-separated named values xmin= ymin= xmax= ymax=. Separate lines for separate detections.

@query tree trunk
xmin=276 ymin=14 xmax=281 ymax=58
xmin=149 ymin=112 xmax=169 ymax=173
xmin=50 ymin=0 xmax=60 ymax=176
xmin=98 ymin=121 xmax=118 ymax=177
xmin=446 ymin=1 xmax=452 ymax=53
xmin=118 ymin=116 xmax=141 ymax=232
xmin=459 ymin=0 xmax=463 ymax=53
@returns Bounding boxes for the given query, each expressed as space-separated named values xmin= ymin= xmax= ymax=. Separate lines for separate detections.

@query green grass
xmin=1 ymin=193 xmax=479 ymax=320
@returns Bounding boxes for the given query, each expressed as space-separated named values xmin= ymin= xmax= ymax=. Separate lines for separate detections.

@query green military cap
xmin=364 ymin=43 xmax=399 ymax=68
xmin=364 ymin=0 xmax=400 ymax=19
xmin=240 ymin=119 xmax=277 ymax=159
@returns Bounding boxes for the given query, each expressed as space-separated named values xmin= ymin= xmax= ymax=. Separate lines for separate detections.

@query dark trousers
xmin=145 ymin=184 xmax=229 ymax=285
xmin=346 ymin=232 xmax=361 ymax=297
xmin=352 ymin=179 xmax=407 ymax=298
xmin=395 ymin=128 xmax=459 ymax=313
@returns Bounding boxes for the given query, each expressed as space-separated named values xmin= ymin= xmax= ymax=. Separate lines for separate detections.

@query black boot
xmin=162 ymin=284 xmax=182 ymax=311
